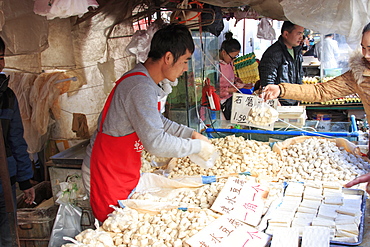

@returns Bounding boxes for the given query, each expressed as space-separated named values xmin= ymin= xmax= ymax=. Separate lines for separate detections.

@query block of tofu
xmin=278 ymin=202 xmax=300 ymax=213
xmin=303 ymin=194 xmax=323 ymax=201
xmin=300 ymin=199 xmax=321 ymax=210
xmin=311 ymin=217 xmax=335 ymax=228
xmin=317 ymin=204 xmax=339 ymax=220
xmin=336 ymin=206 xmax=362 ymax=217
xmin=269 ymin=215 xmax=294 ymax=226
xmin=271 ymin=209 xmax=296 ymax=220
xmin=297 ymin=206 xmax=317 ymax=214
xmin=265 ymin=225 xmax=289 ymax=235
xmin=342 ymin=197 xmax=362 ymax=210
xmin=304 ymin=186 xmax=322 ymax=197
xmin=281 ymin=198 xmax=302 ymax=206
xmin=304 ymin=181 xmax=322 ymax=189
xmin=294 ymin=212 xmax=316 ymax=220
xmin=301 ymin=226 xmax=330 ymax=247
xmin=323 ymin=188 xmax=342 ymax=197
xmin=285 ymin=183 xmax=304 ymax=197
xmin=332 ymin=236 xmax=359 ymax=243
xmin=322 ymin=181 xmax=342 ymax=190
xmin=291 ymin=217 xmax=312 ymax=228
xmin=335 ymin=214 xmax=361 ymax=226
xmin=270 ymin=227 xmax=299 ymax=247
xmin=336 ymin=223 xmax=359 ymax=237
xmin=323 ymin=195 xmax=343 ymax=205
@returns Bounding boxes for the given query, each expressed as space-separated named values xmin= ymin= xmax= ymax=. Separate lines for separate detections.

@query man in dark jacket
xmin=0 ymin=37 xmax=35 ymax=246
xmin=259 ymin=21 xmax=304 ymax=106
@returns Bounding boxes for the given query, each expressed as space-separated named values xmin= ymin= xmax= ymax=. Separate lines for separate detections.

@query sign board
xmin=211 ymin=177 xmax=269 ymax=226
xmin=230 ymin=93 xmax=278 ymax=130
xmin=186 ymin=214 xmax=270 ymax=247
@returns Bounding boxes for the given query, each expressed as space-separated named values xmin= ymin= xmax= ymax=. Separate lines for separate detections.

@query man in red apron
xmin=83 ymin=24 xmax=215 ymax=222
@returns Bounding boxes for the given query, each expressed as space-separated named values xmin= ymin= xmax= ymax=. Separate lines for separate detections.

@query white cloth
xmin=315 ymin=37 xmax=339 ymax=69
xmin=34 ymin=0 xmax=99 ymax=20
xmin=126 ymin=24 xmax=159 ymax=63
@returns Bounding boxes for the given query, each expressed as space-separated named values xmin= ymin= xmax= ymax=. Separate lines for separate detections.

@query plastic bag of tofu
xmin=247 ymin=100 xmax=279 ymax=127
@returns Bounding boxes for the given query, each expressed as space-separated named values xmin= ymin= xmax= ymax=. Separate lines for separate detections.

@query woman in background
xmin=219 ymin=31 xmax=244 ymax=119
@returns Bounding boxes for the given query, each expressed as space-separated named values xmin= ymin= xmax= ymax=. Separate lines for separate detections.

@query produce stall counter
xmin=56 ymin=135 xmax=370 ymax=246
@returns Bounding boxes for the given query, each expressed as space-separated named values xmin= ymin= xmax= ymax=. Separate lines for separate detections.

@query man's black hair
xmin=281 ymin=21 xmax=296 ymax=34
xmin=147 ymin=24 xmax=194 ymax=63
xmin=363 ymin=23 xmax=370 ymax=34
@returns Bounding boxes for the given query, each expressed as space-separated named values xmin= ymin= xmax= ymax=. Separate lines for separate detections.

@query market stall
xmin=1 ymin=0 xmax=370 ymax=246
xmin=58 ymin=135 xmax=370 ymax=246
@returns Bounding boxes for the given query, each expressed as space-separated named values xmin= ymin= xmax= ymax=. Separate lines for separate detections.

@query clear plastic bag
xmin=280 ymin=0 xmax=370 ymax=49
xmin=48 ymin=203 xmax=82 ymax=247
xmin=257 ymin=18 xmax=276 ymax=40
xmin=188 ymin=151 xmax=219 ymax=169
xmin=247 ymin=101 xmax=279 ymax=126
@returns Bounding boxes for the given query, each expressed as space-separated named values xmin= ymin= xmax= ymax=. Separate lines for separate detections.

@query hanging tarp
xmin=34 ymin=0 xmax=99 ymax=20
xmin=281 ymin=0 xmax=370 ymax=49
xmin=1 ymin=0 xmax=49 ymax=55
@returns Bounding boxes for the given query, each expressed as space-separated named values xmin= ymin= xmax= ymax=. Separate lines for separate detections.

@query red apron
xmin=90 ymin=72 xmax=146 ymax=222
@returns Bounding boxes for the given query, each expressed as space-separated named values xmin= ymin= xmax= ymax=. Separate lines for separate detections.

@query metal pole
xmin=205 ymin=127 xmax=360 ymax=138
xmin=0 ymin=121 xmax=20 ymax=247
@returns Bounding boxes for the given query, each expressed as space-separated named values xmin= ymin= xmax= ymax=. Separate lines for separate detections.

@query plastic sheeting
xmin=34 ymin=0 xmax=99 ymax=20
xmin=125 ymin=24 xmax=159 ymax=64
xmin=1 ymin=0 xmax=49 ymax=55
xmin=281 ymin=0 xmax=370 ymax=49
xmin=8 ymin=71 xmax=72 ymax=153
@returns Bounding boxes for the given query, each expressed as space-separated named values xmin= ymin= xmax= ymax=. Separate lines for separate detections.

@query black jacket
xmin=0 ymin=74 xmax=33 ymax=193
xmin=259 ymin=36 xmax=303 ymax=105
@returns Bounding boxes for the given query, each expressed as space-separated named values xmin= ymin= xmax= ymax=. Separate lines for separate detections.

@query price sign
xmin=229 ymin=183 xmax=268 ymax=226
xmin=211 ymin=177 xmax=269 ymax=226
xmin=230 ymin=93 xmax=278 ymax=130
xmin=186 ymin=214 xmax=270 ymax=247
xmin=210 ymin=177 xmax=249 ymax=215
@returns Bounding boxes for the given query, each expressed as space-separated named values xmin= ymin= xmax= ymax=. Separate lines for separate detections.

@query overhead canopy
xmin=201 ymin=0 xmax=286 ymax=20
xmin=2 ymin=0 xmax=370 ymax=55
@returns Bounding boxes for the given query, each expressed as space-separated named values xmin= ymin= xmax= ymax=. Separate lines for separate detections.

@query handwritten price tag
xmin=230 ymin=93 xmax=278 ymax=130
xmin=210 ymin=177 xmax=269 ymax=226
xmin=186 ymin=214 xmax=270 ymax=247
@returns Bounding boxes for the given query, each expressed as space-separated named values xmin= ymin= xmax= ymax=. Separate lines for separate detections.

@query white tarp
xmin=281 ymin=0 xmax=370 ymax=49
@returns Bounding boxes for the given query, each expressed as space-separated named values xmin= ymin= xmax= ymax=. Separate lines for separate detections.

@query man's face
xmin=361 ymin=31 xmax=370 ymax=63
xmin=165 ymin=50 xmax=192 ymax=82
xmin=283 ymin=25 xmax=304 ymax=49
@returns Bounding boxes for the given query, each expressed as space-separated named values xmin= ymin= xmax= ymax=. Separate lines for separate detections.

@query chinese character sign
xmin=211 ymin=177 xmax=249 ymax=215
xmin=186 ymin=215 xmax=270 ymax=247
xmin=230 ymin=93 xmax=278 ymax=130
xmin=230 ymin=183 xmax=269 ymax=226
xmin=211 ymin=178 xmax=269 ymax=226
xmin=222 ymin=223 xmax=271 ymax=247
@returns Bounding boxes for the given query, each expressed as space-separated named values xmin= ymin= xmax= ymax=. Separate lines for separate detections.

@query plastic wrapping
xmin=280 ymin=0 xmax=370 ymax=49
xmin=48 ymin=203 xmax=82 ymax=247
xmin=48 ymin=173 xmax=86 ymax=247
xmin=257 ymin=18 xmax=276 ymax=40
xmin=1 ymin=0 xmax=49 ymax=55
xmin=125 ymin=24 xmax=159 ymax=63
xmin=133 ymin=173 xmax=204 ymax=194
xmin=34 ymin=0 xmax=99 ymax=20
xmin=188 ymin=151 xmax=219 ymax=169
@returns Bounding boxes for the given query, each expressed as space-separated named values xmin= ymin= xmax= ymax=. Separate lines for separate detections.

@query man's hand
xmin=344 ymin=173 xmax=370 ymax=194
xmin=191 ymin=131 xmax=210 ymax=143
xmin=262 ymin=84 xmax=280 ymax=101
xmin=23 ymin=187 xmax=35 ymax=205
